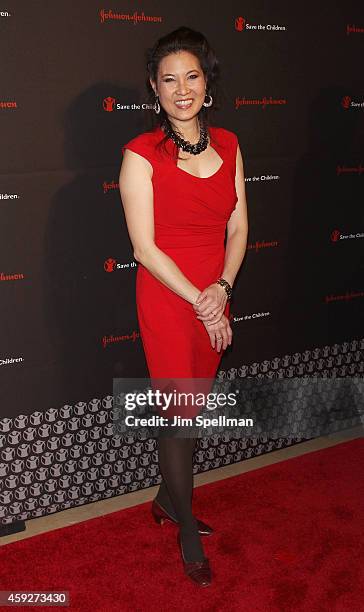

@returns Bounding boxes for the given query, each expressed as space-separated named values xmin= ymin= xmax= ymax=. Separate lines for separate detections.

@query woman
xmin=119 ymin=26 xmax=248 ymax=587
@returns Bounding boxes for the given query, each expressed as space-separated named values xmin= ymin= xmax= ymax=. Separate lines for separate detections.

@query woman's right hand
xmin=202 ymin=314 xmax=233 ymax=352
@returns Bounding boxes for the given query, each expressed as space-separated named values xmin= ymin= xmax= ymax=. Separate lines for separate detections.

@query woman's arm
xmin=192 ymin=143 xmax=248 ymax=324
xmin=119 ymin=149 xmax=202 ymax=305
xmin=220 ymin=144 xmax=249 ymax=287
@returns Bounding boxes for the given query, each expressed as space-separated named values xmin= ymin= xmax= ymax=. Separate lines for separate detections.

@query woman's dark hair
xmin=144 ymin=26 xmax=223 ymax=158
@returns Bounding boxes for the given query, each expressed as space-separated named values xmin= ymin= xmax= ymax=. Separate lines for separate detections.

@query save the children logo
xmin=104 ymin=258 xmax=138 ymax=272
xmin=330 ymin=229 xmax=364 ymax=242
xmin=102 ymin=96 xmax=154 ymax=112
xmin=331 ymin=230 xmax=341 ymax=242
xmin=235 ymin=17 xmax=246 ymax=31
xmin=103 ymin=97 xmax=115 ymax=112
xmin=341 ymin=95 xmax=364 ymax=109
xmin=234 ymin=15 xmax=286 ymax=32
xmin=104 ymin=258 xmax=117 ymax=272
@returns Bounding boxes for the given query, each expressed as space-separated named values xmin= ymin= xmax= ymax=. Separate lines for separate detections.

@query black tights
xmin=155 ymin=435 xmax=205 ymax=562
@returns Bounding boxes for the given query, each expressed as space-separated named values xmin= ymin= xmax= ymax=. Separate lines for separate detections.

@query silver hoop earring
xmin=154 ymin=95 xmax=160 ymax=114
xmin=203 ymin=93 xmax=213 ymax=108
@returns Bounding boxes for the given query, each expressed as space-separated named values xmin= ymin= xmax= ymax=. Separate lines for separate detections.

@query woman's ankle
xmin=179 ymin=520 xmax=205 ymax=562
xmin=155 ymin=490 xmax=176 ymax=518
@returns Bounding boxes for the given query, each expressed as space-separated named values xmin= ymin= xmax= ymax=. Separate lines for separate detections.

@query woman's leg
xmin=155 ymin=437 xmax=197 ymax=516
xmin=157 ymin=436 xmax=204 ymax=562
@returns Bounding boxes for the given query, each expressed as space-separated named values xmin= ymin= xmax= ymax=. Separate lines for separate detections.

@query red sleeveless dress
xmin=122 ymin=125 xmax=238 ymax=384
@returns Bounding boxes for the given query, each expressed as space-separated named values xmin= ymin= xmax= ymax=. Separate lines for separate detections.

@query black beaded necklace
xmin=162 ymin=118 xmax=209 ymax=155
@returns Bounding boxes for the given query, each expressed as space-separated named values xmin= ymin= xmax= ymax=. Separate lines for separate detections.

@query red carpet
xmin=1 ymin=438 xmax=363 ymax=612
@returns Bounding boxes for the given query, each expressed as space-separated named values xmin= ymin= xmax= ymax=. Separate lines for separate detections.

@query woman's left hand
xmin=192 ymin=283 xmax=228 ymax=325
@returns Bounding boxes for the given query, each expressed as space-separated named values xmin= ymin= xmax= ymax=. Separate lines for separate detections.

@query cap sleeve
xmin=230 ymin=131 xmax=239 ymax=161
xmin=210 ymin=126 xmax=239 ymax=165
xmin=122 ymin=133 xmax=156 ymax=169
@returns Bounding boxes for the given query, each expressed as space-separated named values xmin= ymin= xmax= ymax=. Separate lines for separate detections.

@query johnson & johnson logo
xmin=337 ymin=164 xmax=364 ymax=175
xmin=0 ymin=272 xmax=25 ymax=281
xmin=0 ymin=100 xmax=17 ymax=109
xmin=247 ymin=240 xmax=279 ymax=253
xmin=235 ymin=96 xmax=286 ymax=110
xmin=102 ymin=331 xmax=140 ymax=348
xmin=100 ymin=9 xmax=162 ymax=25
xmin=346 ymin=24 xmax=364 ymax=35
xmin=325 ymin=291 xmax=364 ymax=303
xmin=103 ymin=180 xmax=119 ymax=193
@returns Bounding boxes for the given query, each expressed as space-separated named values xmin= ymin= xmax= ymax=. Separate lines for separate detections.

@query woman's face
xmin=150 ymin=50 xmax=207 ymax=125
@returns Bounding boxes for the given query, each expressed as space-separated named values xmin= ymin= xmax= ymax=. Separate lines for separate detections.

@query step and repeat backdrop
xmin=0 ymin=2 xmax=363 ymax=525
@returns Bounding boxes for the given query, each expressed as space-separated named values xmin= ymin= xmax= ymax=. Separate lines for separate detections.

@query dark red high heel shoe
xmin=151 ymin=499 xmax=213 ymax=536
xmin=177 ymin=531 xmax=212 ymax=587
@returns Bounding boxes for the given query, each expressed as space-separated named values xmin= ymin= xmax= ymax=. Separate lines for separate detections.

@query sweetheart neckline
xmin=155 ymin=125 xmax=225 ymax=180
xmin=175 ymin=158 xmax=225 ymax=180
